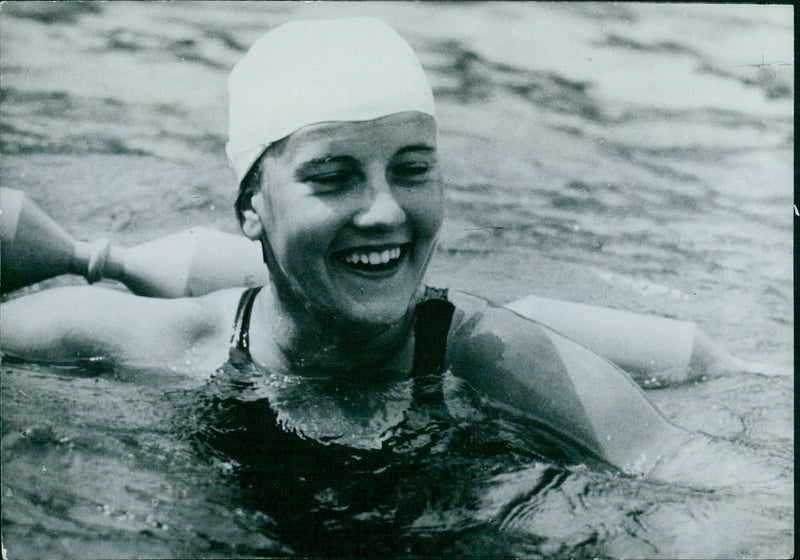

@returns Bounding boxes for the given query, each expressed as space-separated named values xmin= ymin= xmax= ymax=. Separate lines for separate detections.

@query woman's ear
xmin=239 ymin=188 xmax=266 ymax=240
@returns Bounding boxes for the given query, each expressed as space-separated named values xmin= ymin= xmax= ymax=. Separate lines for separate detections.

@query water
xmin=1 ymin=3 xmax=793 ymax=558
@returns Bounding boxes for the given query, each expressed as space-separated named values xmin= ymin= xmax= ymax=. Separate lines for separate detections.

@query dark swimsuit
xmin=197 ymin=286 xmax=468 ymax=556
xmin=197 ymin=287 xmax=581 ymax=556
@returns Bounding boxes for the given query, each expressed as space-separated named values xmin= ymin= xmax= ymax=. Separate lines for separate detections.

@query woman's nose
xmin=352 ymin=177 xmax=406 ymax=230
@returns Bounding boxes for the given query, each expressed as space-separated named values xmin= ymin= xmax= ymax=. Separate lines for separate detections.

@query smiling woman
xmin=0 ymin=10 xmax=791 ymax=559
xmin=239 ymin=113 xmax=444 ymax=333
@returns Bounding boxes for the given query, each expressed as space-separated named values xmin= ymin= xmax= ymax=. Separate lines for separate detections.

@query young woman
xmin=1 ymin=17 xmax=687 ymax=476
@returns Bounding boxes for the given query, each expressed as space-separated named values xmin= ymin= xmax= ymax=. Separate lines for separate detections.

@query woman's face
xmin=248 ymin=112 xmax=444 ymax=328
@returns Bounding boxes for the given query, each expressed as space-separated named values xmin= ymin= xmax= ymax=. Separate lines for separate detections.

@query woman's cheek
xmin=411 ymin=187 xmax=445 ymax=240
xmin=286 ymin=212 xmax=339 ymax=268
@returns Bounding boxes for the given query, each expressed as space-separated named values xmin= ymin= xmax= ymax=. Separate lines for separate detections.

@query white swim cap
xmin=226 ymin=17 xmax=436 ymax=184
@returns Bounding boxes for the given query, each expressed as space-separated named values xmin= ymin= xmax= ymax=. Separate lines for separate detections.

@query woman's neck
xmin=248 ymin=283 xmax=417 ymax=379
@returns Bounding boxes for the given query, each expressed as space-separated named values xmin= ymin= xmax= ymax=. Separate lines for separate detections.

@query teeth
xmin=341 ymin=246 xmax=403 ymax=266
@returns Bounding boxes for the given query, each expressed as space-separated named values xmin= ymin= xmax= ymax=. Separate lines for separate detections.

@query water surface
xmin=1 ymin=3 xmax=793 ymax=558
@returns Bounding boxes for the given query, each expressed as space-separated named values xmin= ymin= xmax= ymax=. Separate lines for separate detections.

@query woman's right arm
xmin=1 ymin=285 xmax=226 ymax=365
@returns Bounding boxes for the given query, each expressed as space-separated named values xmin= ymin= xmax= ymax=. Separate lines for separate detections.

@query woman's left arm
xmin=446 ymin=292 xmax=687 ymax=474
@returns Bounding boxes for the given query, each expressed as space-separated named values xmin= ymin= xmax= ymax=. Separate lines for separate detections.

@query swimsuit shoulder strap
xmin=229 ymin=286 xmax=263 ymax=364
xmin=411 ymin=286 xmax=455 ymax=405
xmin=227 ymin=284 xmax=454 ymax=383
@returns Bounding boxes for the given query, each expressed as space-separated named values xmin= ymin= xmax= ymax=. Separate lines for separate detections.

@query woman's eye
xmin=308 ymin=171 xmax=357 ymax=189
xmin=392 ymin=162 xmax=431 ymax=182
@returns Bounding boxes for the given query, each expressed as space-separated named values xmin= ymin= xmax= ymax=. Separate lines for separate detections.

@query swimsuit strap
xmin=227 ymin=284 xmax=455 ymax=395
xmin=411 ymin=286 xmax=455 ymax=406
xmin=229 ymin=286 xmax=263 ymax=364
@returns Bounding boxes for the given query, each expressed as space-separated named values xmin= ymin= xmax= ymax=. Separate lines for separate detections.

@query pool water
xmin=1 ymin=3 xmax=793 ymax=558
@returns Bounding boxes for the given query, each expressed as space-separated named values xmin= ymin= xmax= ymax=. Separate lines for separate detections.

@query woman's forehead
xmin=278 ymin=112 xmax=437 ymax=162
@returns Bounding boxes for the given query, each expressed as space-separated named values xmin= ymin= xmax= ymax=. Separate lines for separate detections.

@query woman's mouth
xmin=333 ymin=245 xmax=408 ymax=273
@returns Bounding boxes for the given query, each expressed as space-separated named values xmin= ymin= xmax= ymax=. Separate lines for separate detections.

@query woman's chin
xmin=334 ymin=295 xmax=415 ymax=330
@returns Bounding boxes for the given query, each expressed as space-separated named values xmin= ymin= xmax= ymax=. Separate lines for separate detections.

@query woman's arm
xmin=447 ymin=291 xmax=686 ymax=474
xmin=1 ymin=285 xmax=227 ymax=366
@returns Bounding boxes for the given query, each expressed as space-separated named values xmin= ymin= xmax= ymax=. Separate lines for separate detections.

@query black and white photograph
xmin=0 ymin=2 xmax=793 ymax=558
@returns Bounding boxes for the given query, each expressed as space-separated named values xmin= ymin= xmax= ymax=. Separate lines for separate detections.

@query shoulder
xmin=445 ymin=289 xmax=573 ymax=401
xmin=446 ymin=289 xmax=554 ymax=357
xmin=193 ymin=286 xmax=253 ymax=332
xmin=444 ymin=289 xmax=683 ymax=472
xmin=445 ymin=290 xmax=577 ymax=436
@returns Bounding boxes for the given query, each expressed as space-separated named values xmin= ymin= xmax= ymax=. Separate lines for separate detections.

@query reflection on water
xmin=1 ymin=2 xmax=793 ymax=558
xmin=4 ymin=357 xmax=791 ymax=558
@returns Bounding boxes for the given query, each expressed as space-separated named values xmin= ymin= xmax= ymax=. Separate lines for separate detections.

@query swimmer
xmin=2 ymin=17 xmax=690 ymax=475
